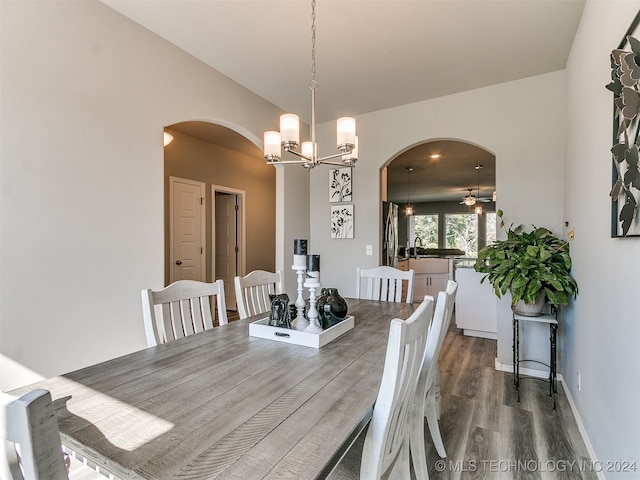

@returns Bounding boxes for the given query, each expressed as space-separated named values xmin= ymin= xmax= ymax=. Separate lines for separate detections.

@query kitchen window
xmin=412 ymin=214 xmax=438 ymax=248
xmin=409 ymin=212 xmax=496 ymax=256
xmin=445 ymin=213 xmax=478 ymax=256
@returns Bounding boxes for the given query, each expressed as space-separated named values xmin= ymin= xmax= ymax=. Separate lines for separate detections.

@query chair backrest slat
xmin=234 ymin=270 xmax=283 ymax=319
xmin=356 ymin=266 xmax=415 ymax=304
xmin=141 ymin=279 xmax=227 ymax=347
xmin=200 ymin=296 xmax=214 ymax=330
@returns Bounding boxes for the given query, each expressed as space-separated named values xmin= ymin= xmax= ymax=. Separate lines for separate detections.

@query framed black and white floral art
xmin=330 ymin=204 xmax=354 ymax=239
xmin=329 ymin=167 xmax=352 ymax=203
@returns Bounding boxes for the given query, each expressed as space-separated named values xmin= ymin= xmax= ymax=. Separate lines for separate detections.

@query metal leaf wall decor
xmin=607 ymin=12 xmax=640 ymax=237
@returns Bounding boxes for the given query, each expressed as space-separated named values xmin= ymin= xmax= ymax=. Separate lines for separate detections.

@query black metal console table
xmin=512 ymin=309 xmax=558 ymax=409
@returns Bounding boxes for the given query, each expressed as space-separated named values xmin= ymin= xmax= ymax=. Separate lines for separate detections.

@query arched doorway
xmin=163 ymin=121 xmax=276 ymax=310
xmin=383 ymin=139 xmax=496 ymax=258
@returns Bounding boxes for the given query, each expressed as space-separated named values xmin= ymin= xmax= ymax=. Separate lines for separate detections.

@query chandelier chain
xmin=310 ymin=0 xmax=317 ymax=90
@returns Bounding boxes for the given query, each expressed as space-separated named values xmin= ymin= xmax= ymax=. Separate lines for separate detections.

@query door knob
xmin=175 ymin=260 xmax=182 ymax=265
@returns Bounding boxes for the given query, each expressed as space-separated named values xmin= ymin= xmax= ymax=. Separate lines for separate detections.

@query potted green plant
xmin=474 ymin=210 xmax=578 ymax=316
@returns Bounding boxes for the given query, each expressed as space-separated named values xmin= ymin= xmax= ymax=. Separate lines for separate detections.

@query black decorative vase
xmin=317 ymin=288 xmax=348 ymax=329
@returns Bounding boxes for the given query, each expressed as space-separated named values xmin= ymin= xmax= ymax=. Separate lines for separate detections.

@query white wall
xmin=0 ymin=0 xmax=308 ymax=390
xmin=310 ymin=71 xmax=567 ymax=367
xmin=564 ymin=0 xmax=640 ymax=473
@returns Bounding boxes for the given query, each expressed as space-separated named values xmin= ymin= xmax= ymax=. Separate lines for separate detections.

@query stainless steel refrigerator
xmin=382 ymin=201 xmax=398 ymax=267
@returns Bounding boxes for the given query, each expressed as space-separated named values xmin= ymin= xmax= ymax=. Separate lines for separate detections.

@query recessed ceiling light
xmin=429 ymin=153 xmax=441 ymax=159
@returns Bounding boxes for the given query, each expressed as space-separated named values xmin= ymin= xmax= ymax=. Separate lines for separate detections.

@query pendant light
xmin=474 ymin=164 xmax=484 ymax=215
xmin=405 ymin=167 xmax=414 ymax=216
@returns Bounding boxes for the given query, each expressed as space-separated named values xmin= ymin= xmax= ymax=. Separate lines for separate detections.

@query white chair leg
xmin=395 ymin=442 xmax=412 ymax=479
xmin=409 ymin=395 xmax=430 ymax=480
xmin=426 ymin=392 xmax=447 ymax=458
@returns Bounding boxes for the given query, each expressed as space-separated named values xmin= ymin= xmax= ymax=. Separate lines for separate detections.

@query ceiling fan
xmin=460 ymin=165 xmax=492 ymax=206
xmin=460 ymin=188 xmax=492 ymax=205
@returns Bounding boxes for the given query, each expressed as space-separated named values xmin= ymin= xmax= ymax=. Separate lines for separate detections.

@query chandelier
xmin=263 ymin=0 xmax=357 ymax=169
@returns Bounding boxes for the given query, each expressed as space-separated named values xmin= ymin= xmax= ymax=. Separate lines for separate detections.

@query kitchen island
xmin=454 ymin=264 xmax=497 ymax=339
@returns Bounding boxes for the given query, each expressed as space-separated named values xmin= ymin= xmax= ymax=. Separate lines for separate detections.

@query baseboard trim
xmin=494 ymin=358 xmax=559 ymax=380
xmin=559 ymin=379 xmax=606 ymax=480
xmin=494 ymin=358 xmax=605 ymax=480
xmin=462 ymin=329 xmax=497 ymax=340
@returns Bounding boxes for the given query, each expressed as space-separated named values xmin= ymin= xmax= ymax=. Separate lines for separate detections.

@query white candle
xmin=264 ymin=131 xmax=281 ymax=159
xmin=301 ymin=141 xmax=316 ymax=158
xmin=280 ymin=114 xmax=299 ymax=145
xmin=336 ymin=117 xmax=356 ymax=148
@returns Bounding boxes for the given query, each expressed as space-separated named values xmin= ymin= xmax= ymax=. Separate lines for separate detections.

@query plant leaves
xmin=625 ymin=144 xmax=639 ymax=166
xmin=628 ymin=35 xmax=640 ymax=56
xmin=622 ymin=50 xmax=640 ymax=83
xmin=621 ymin=87 xmax=640 ymax=120
xmin=611 ymin=179 xmax=624 ymax=199
xmin=612 ymin=49 xmax=626 ymax=66
xmin=620 ymin=193 xmax=638 ymax=236
xmin=611 ymin=142 xmax=627 ymax=162
xmin=624 ymin=165 xmax=640 ymax=188
xmin=606 ymin=77 xmax=623 ymax=95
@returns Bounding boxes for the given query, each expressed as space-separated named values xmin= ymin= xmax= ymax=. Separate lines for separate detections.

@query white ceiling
xmin=102 ymin=0 xmax=585 ymax=202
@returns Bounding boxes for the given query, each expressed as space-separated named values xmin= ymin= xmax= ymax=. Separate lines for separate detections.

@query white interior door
xmin=170 ymin=177 xmax=205 ymax=283
xmin=215 ymin=193 xmax=238 ymax=310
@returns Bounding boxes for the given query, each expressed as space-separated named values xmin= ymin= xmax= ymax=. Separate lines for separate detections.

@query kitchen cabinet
xmin=454 ymin=267 xmax=497 ymax=339
xmin=408 ymin=258 xmax=451 ymax=302
xmin=414 ymin=273 xmax=449 ymax=301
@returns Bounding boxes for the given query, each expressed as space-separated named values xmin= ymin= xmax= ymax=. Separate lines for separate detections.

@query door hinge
xmin=201 ymin=247 xmax=203 ymax=254
xmin=235 ymin=246 xmax=239 ymax=253
xmin=234 ymin=204 xmax=239 ymax=211
xmin=200 ymin=197 xmax=204 ymax=205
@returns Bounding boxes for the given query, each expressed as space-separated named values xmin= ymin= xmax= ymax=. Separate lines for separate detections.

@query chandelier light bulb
xmin=280 ymin=114 xmax=300 ymax=147
xmin=336 ymin=117 xmax=356 ymax=151
xmin=301 ymin=141 xmax=316 ymax=158
xmin=264 ymin=131 xmax=282 ymax=159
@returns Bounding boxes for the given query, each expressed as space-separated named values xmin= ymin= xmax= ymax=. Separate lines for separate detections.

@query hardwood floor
xmin=230 ymin=307 xmax=596 ymax=479
xmin=421 ymin=320 xmax=598 ymax=480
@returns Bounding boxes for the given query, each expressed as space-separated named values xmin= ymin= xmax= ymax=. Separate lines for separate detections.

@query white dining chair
xmin=355 ymin=266 xmax=415 ymax=304
xmin=432 ymin=280 xmax=458 ymax=418
xmin=141 ymin=279 xmax=228 ymax=347
xmin=233 ymin=270 xmax=283 ymax=320
xmin=328 ymin=296 xmax=434 ymax=480
xmin=409 ymin=281 xmax=458 ymax=478
xmin=1 ymin=389 xmax=105 ymax=480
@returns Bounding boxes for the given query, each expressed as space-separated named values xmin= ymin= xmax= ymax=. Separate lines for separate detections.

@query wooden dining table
xmin=11 ymin=298 xmax=416 ymax=480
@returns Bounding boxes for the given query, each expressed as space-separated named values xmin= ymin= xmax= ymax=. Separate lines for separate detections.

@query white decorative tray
xmin=249 ymin=315 xmax=354 ymax=348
